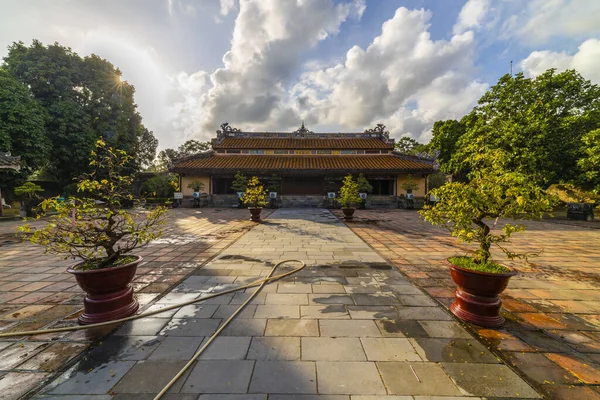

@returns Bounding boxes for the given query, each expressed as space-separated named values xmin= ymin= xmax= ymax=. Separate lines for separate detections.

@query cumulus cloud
xmin=453 ymin=0 xmax=491 ymax=34
xmin=521 ymin=38 xmax=600 ymax=83
xmin=173 ymin=0 xmax=366 ymax=140
xmin=289 ymin=7 xmax=486 ymax=141
xmin=503 ymin=0 xmax=600 ymax=44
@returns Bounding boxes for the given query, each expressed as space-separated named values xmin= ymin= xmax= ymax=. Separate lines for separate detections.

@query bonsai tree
xmin=18 ymin=139 xmax=168 ymax=269
xmin=231 ymin=171 xmax=248 ymax=194
xmin=187 ymin=180 xmax=205 ymax=192
xmin=338 ymin=174 xmax=361 ymax=209
xmin=356 ymin=173 xmax=373 ymax=209
xmin=420 ymin=154 xmax=554 ymax=269
xmin=14 ymin=182 xmax=43 ymax=217
xmin=401 ymin=174 xmax=419 ymax=194
xmin=141 ymin=174 xmax=177 ymax=199
xmin=231 ymin=171 xmax=248 ymax=208
xmin=242 ymin=176 xmax=268 ymax=208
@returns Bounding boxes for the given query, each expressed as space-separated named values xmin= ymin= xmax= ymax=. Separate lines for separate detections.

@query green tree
xmin=579 ymin=129 xmax=600 ymax=193
xmin=18 ymin=139 xmax=167 ymax=269
xmin=446 ymin=70 xmax=600 ymax=186
xmin=356 ymin=173 xmax=373 ymax=193
xmin=0 ymin=69 xmax=49 ymax=188
xmin=141 ymin=174 xmax=176 ymax=198
xmin=395 ymin=136 xmax=427 ymax=154
xmin=420 ymin=150 xmax=554 ymax=265
xmin=155 ymin=139 xmax=211 ymax=171
xmin=429 ymin=119 xmax=466 ymax=173
xmin=339 ymin=174 xmax=361 ymax=208
xmin=231 ymin=171 xmax=248 ymax=193
xmin=3 ymin=40 xmax=153 ymax=184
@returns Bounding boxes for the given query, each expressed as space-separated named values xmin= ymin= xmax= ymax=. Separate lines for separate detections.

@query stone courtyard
xmin=0 ymin=208 xmax=599 ymax=399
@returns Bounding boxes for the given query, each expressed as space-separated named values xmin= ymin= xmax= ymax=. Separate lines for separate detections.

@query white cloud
xmin=503 ymin=0 xmax=600 ymax=44
xmin=289 ymin=7 xmax=486 ymax=141
xmin=521 ymin=38 xmax=600 ymax=83
xmin=219 ymin=0 xmax=237 ymax=15
xmin=453 ymin=0 xmax=491 ymax=34
xmin=172 ymin=0 xmax=366 ymax=140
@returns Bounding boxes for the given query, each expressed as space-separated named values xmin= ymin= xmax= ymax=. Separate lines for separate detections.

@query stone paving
xmin=31 ymin=209 xmax=540 ymax=399
xmin=339 ymin=209 xmax=600 ymax=400
xmin=0 ymin=208 xmax=266 ymax=399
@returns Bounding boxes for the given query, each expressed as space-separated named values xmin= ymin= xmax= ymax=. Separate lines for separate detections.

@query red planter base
xmin=447 ymin=259 xmax=516 ymax=328
xmin=68 ymin=256 xmax=141 ymax=325
xmin=249 ymin=207 xmax=262 ymax=222
xmin=342 ymin=208 xmax=355 ymax=221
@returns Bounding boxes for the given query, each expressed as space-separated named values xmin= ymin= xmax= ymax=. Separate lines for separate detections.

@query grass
xmin=74 ymin=255 xmax=138 ymax=271
xmin=448 ymin=256 xmax=511 ymax=274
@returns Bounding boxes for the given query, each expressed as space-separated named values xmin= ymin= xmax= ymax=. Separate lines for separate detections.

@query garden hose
xmin=0 ymin=259 xmax=305 ymax=400
xmin=0 ymin=259 xmax=305 ymax=338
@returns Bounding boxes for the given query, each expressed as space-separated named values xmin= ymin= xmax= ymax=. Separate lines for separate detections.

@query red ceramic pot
xmin=68 ymin=255 xmax=141 ymax=325
xmin=342 ymin=207 xmax=355 ymax=221
xmin=446 ymin=259 xmax=517 ymax=328
xmin=248 ymin=207 xmax=262 ymax=222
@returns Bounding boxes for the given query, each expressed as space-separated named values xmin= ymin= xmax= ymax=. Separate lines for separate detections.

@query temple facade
xmin=170 ymin=123 xmax=434 ymax=207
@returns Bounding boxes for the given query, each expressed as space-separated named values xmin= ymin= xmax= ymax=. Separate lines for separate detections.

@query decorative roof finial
xmin=293 ymin=121 xmax=313 ymax=135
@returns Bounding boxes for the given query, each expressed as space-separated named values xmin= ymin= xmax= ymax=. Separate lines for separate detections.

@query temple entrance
xmin=281 ymin=176 xmax=323 ymax=195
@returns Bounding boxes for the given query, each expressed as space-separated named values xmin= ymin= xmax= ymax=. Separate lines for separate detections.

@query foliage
xmin=356 ymin=173 xmax=373 ymax=194
xmin=420 ymin=150 xmax=554 ymax=265
xmin=429 ymin=119 xmax=466 ymax=173
xmin=231 ymin=171 xmax=248 ymax=193
xmin=0 ymin=69 xmax=49 ymax=189
xmin=3 ymin=40 xmax=154 ymax=184
xmin=242 ymin=176 xmax=268 ymax=208
xmin=444 ymin=70 xmax=600 ymax=186
xmin=141 ymin=174 xmax=176 ymax=198
xmin=187 ymin=180 xmax=205 ymax=192
xmin=338 ymin=174 xmax=361 ymax=208
xmin=266 ymin=174 xmax=281 ymax=193
xmin=154 ymin=139 xmax=211 ymax=171
xmin=14 ymin=182 xmax=43 ymax=199
xmin=18 ymin=140 xmax=167 ymax=269
xmin=400 ymin=175 xmax=419 ymax=193
xmin=546 ymin=183 xmax=598 ymax=204
xmin=578 ymin=128 xmax=600 ymax=192
xmin=395 ymin=136 xmax=427 ymax=155
xmin=448 ymin=256 xmax=511 ymax=274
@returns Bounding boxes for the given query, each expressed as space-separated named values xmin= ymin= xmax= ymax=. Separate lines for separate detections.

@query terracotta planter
xmin=342 ymin=207 xmax=355 ymax=221
xmin=446 ymin=259 xmax=517 ymax=328
xmin=68 ymin=255 xmax=141 ymax=325
xmin=248 ymin=207 xmax=262 ymax=222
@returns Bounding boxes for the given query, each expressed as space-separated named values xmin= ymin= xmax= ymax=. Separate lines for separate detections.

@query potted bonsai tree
xmin=18 ymin=139 xmax=167 ymax=325
xmin=339 ymin=174 xmax=361 ymax=221
xmin=187 ymin=180 xmax=205 ymax=193
xmin=356 ymin=173 xmax=373 ymax=209
xmin=420 ymin=155 xmax=553 ymax=328
xmin=242 ymin=176 xmax=268 ymax=222
xmin=14 ymin=182 xmax=44 ymax=218
xmin=231 ymin=171 xmax=248 ymax=208
xmin=401 ymin=175 xmax=419 ymax=209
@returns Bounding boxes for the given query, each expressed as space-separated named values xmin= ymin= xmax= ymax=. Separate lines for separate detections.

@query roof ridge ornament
xmin=292 ymin=121 xmax=314 ymax=135
xmin=216 ymin=122 xmax=242 ymax=139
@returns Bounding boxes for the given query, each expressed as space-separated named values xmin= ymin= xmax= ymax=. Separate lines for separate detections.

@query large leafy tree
xmin=429 ymin=119 xmax=466 ymax=172
xmin=3 ymin=40 xmax=156 ymax=185
xmin=0 ymin=69 xmax=49 ymax=188
xmin=394 ymin=136 xmax=427 ymax=154
xmin=445 ymin=70 xmax=600 ymax=186
xmin=578 ymin=129 xmax=600 ymax=193
xmin=154 ymin=139 xmax=211 ymax=171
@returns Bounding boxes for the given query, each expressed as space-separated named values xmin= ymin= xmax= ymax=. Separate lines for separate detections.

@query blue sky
xmin=1 ymin=0 xmax=599 ymax=149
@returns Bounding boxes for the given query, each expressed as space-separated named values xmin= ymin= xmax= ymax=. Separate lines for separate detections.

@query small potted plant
xmin=420 ymin=160 xmax=553 ymax=328
xmin=401 ymin=175 xmax=419 ymax=209
xmin=231 ymin=171 xmax=248 ymax=208
xmin=339 ymin=174 xmax=361 ymax=221
xmin=242 ymin=176 xmax=268 ymax=222
xmin=18 ymin=140 xmax=168 ymax=325
xmin=14 ymin=182 xmax=44 ymax=218
xmin=187 ymin=180 xmax=205 ymax=193
xmin=356 ymin=173 xmax=373 ymax=209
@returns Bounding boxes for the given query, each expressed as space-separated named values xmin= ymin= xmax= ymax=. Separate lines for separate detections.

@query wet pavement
xmin=30 ymin=209 xmax=540 ymax=399
xmin=0 ymin=208 xmax=264 ymax=399
xmin=341 ymin=209 xmax=600 ymax=400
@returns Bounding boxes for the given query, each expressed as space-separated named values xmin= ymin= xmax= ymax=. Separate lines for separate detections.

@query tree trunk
xmin=473 ymin=218 xmax=491 ymax=264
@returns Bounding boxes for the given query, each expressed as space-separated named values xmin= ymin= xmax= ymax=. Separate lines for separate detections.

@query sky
xmin=1 ymin=0 xmax=600 ymax=150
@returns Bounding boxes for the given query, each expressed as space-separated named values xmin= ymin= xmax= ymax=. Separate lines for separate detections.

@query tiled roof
xmin=213 ymin=138 xmax=393 ymax=149
xmin=0 ymin=153 xmax=20 ymax=170
xmin=173 ymin=154 xmax=433 ymax=172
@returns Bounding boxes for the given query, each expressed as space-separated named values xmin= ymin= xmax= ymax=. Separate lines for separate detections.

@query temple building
xmin=171 ymin=123 xmax=434 ymax=207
